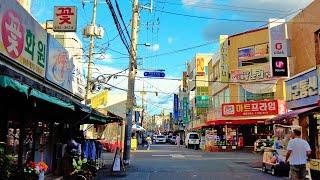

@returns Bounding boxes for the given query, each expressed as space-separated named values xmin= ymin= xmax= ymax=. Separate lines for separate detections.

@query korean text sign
xmin=222 ymin=100 xmax=280 ymax=117
xmin=173 ymin=94 xmax=179 ymax=124
xmin=230 ymin=63 xmax=272 ymax=82
xmin=0 ymin=0 xmax=47 ymax=77
xmin=53 ymin=6 xmax=77 ymax=32
xmin=286 ymin=69 xmax=318 ymax=109
xmin=183 ymin=97 xmax=189 ymax=124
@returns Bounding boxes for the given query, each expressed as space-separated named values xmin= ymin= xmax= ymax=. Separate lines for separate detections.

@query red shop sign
xmin=222 ymin=100 xmax=283 ymax=117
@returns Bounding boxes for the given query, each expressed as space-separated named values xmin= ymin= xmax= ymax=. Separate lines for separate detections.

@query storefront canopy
xmin=0 ymin=75 xmax=29 ymax=96
xmin=30 ymin=89 xmax=75 ymax=111
xmin=0 ymin=75 xmax=75 ymax=111
xmin=76 ymin=103 xmax=122 ymax=125
xmin=267 ymin=106 xmax=319 ymax=125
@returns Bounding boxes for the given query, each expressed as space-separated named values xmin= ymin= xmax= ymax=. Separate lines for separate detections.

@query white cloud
xmin=147 ymin=44 xmax=160 ymax=52
xmin=168 ymin=37 xmax=173 ymax=44
xmin=182 ymin=0 xmax=200 ymax=6
xmin=202 ymin=0 xmax=314 ymax=40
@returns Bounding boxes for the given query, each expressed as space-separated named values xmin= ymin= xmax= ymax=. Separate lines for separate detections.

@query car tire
xmin=262 ymin=164 xmax=267 ymax=173
xmin=271 ymin=166 xmax=276 ymax=176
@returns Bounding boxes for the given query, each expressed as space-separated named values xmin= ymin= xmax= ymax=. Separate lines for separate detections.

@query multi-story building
xmin=206 ymin=28 xmax=287 ymax=147
xmin=186 ymin=54 xmax=212 ymax=130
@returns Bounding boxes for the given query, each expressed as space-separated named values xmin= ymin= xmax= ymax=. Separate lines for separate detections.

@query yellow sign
xmin=196 ymin=57 xmax=205 ymax=76
xmin=53 ymin=6 xmax=77 ymax=32
xmin=90 ymin=90 xmax=108 ymax=108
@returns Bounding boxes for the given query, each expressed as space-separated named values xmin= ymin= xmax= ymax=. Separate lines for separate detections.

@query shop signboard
xmin=183 ymin=97 xmax=189 ymax=124
xmin=271 ymin=57 xmax=288 ymax=77
xmin=46 ymin=36 xmax=73 ymax=91
xmin=220 ymin=35 xmax=229 ymax=82
xmin=230 ymin=63 xmax=272 ymax=82
xmin=286 ymin=69 xmax=318 ymax=109
xmin=0 ymin=0 xmax=47 ymax=77
xmin=182 ymin=71 xmax=188 ymax=89
xmin=53 ymin=6 xmax=77 ymax=32
xmin=222 ymin=100 xmax=285 ymax=117
xmin=195 ymin=95 xmax=209 ymax=108
xmin=238 ymin=46 xmax=255 ymax=62
xmin=254 ymin=43 xmax=269 ymax=59
xmin=269 ymin=19 xmax=288 ymax=57
xmin=90 ymin=90 xmax=108 ymax=109
xmin=173 ymin=94 xmax=179 ymax=124
xmin=196 ymin=56 xmax=205 ymax=76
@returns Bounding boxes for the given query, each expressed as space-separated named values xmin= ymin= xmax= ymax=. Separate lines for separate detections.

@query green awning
xmin=30 ymin=89 xmax=75 ymax=111
xmin=0 ymin=75 xmax=29 ymax=96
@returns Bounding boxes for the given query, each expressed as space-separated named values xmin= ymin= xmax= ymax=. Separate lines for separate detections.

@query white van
xmin=185 ymin=132 xmax=200 ymax=149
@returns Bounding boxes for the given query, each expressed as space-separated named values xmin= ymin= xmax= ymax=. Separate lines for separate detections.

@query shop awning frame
xmin=267 ymin=106 xmax=319 ymax=125
xmin=0 ymin=75 xmax=29 ymax=96
xmin=30 ymin=89 xmax=75 ymax=111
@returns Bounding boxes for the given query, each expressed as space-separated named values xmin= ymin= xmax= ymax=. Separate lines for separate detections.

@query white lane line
xmin=151 ymin=155 xmax=171 ymax=157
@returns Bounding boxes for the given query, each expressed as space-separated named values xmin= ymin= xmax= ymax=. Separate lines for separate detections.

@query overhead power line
xmin=156 ymin=0 xmax=291 ymax=15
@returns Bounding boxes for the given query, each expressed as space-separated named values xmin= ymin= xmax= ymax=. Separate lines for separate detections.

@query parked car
xmin=169 ymin=136 xmax=177 ymax=144
xmin=155 ymin=135 xmax=166 ymax=144
xmin=185 ymin=132 xmax=200 ymax=149
xmin=166 ymin=135 xmax=172 ymax=143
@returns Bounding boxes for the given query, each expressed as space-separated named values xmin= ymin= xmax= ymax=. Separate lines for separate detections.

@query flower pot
xmin=38 ymin=171 xmax=45 ymax=180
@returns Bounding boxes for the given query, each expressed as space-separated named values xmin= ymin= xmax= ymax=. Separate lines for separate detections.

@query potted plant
xmin=24 ymin=161 xmax=48 ymax=180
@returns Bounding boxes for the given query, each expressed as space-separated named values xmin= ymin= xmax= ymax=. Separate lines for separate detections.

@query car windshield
xmin=157 ymin=135 xmax=165 ymax=138
xmin=189 ymin=134 xmax=199 ymax=139
xmin=172 ymin=136 xmax=176 ymax=139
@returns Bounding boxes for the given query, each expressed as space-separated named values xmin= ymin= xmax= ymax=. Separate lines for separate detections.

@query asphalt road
xmin=95 ymin=144 xmax=287 ymax=180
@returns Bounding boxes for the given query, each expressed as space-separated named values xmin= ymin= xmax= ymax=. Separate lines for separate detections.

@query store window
xmin=239 ymin=86 xmax=274 ymax=102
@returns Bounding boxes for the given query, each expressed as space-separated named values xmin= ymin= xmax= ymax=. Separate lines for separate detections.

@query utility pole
xmin=85 ymin=0 xmax=97 ymax=101
xmin=123 ymin=0 xmax=139 ymax=165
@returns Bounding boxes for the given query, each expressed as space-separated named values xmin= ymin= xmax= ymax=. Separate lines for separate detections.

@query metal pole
xmin=123 ymin=0 xmax=139 ymax=165
xmin=85 ymin=0 xmax=97 ymax=101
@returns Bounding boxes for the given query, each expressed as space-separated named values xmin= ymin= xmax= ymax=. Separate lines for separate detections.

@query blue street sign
xmin=143 ymin=71 xmax=165 ymax=78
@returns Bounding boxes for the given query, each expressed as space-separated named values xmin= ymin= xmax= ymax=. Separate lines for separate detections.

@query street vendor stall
xmin=261 ymin=124 xmax=301 ymax=176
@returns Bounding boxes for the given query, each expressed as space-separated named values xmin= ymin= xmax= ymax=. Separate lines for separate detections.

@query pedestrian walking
xmin=146 ymin=135 xmax=152 ymax=150
xmin=285 ymin=129 xmax=311 ymax=180
xmin=176 ymin=135 xmax=181 ymax=148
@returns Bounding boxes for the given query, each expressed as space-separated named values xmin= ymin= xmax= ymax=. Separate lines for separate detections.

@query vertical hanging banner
xmin=173 ymin=94 xmax=179 ymax=124
xmin=220 ymin=35 xmax=229 ymax=82
xmin=269 ymin=19 xmax=289 ymax=77
xmin=53 ymin=6 xmax=77 ymax=32
xmin=183 ymin=97 xmax=189 ymax=124
xmin=0 ymin=0 xmax=47 ymax=77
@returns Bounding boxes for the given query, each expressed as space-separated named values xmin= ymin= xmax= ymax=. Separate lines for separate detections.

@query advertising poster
xmin=46 ymin=36 xmax=73 ymax=92
xmin=0 ymin=0 xmax=47 ymax=77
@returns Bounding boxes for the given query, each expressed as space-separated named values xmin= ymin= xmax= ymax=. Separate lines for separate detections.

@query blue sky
xmin=31 ymin=0 xmax=313 ymax=115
